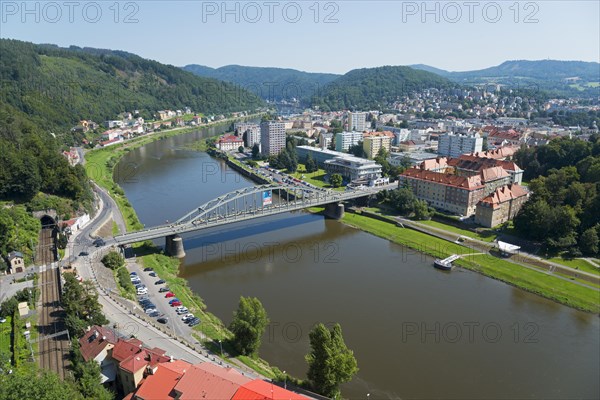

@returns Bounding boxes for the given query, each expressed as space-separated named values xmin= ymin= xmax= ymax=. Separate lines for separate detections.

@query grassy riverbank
xmin=333 ymin=208 xmax=600 ymax=313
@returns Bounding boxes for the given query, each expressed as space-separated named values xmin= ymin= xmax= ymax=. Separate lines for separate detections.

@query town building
xmin=335 ymin=131 xmax=364 ymax=152
xmin=362 ymin=131 xmax=394 ymax=159
xmin=260 ymin=121 xmax=286 ymax=156
xmin=216 ymin=135 xmax=244 ymax=151
xmin=7 ymin=251 xmax=24 ymax=274
xmin=79 ymin=326 xmax=119 ymax=386
xmin=347 ymin=111 xmax=368 ymax=132
xmin=437 ymin=132 xmax=483 ymax=158
xmin=235 ymin=123 xmax=261 ymax=148
xmin=319 ymin=132 xmax=333 ymax=150
xmin=475 ymin=184 xmax=529 ymax=227
xmin=324 ymin=156 xmax=383 ymax=183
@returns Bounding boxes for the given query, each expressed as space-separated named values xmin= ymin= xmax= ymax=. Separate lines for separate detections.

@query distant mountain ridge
xmin=411 ymin=60 xmax=600 ymax=96
xmin=183 ymin=64 xmax=340 ymax=102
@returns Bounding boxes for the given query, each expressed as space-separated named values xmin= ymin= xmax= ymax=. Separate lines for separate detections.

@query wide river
xmin=115 ymin=127 xmax=599 ymax=399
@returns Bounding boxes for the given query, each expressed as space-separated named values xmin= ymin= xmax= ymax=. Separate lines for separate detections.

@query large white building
xmin=260 ymin=121 xmax=286 ymax=156
xmin=324 ymin=156 xmax=382 ymax=182
xmin=438 ymin=132 xmax=483 ymax=158
xmin=235 ymin=123 xmax=260 ymax=147
xmin=335 ymin=131 xmax=364 ymax=152
xmin=347 ymin=112 xmax=368 ymax=132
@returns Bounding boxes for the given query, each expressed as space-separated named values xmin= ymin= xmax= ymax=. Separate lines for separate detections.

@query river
xmin=114 ymin=128 xmax=600 ymax=400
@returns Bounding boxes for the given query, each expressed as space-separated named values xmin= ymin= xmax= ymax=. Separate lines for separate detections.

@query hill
xmin=183 ymin=64 xmax=340 ymax=102
xmin=411 ymin=60 xmax=600 ymax=97
xmin=0 ymin=39 xmax=265 ymax=139
xmin=310 ymin=65 xmax=455 ymax=111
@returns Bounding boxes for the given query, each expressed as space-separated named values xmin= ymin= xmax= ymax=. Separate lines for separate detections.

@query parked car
xmin=168 ymin=298 xmax=180 ymax=304
xmin=159 ymin=287 xmax=170 ymax=293
xmin=155 ymin=279 xmax=165 ymax=285
xmin=188 ymin=318 xmax=200 ymax=327
xmin=130 ymin=271 xmax=138 ymax=276
xmin=157 ymin=317 xmax=168 ymax=324
xmin=143 ymin=267 xmax=153 ymax=272
xmin=145 ymin=308 xmax=158 ymax=314
xmin=148 ymin=311 xmax=160 ymax=318
xmin=170 ymin=301 xmax=182 ymax=307
xmin=78 ymin=251 xmax=89 ymax=257
xmin=137 ymin=288 xmax=148 ymax=295
xmin=175 ymin=306 xmax=188 ymax=314
xmin=181 ymin=314 xmax=194 ymax=322
xmin=149 ymin=272 xmax=157 ymax=277
xmin=165 ymin=292 xmax=175 ymax=298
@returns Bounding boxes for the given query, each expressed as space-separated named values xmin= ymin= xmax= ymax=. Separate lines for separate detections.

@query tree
xmin=0 ymin=368 xmax=83 ymax=400
xmin=238 ymin=146 xmax=245 ymax=153
xmin=413 ymin=200 xmax=433 ymax=220
xmin=580 ymin=227 xmax=599 ymax=255
xmin=229 ymin=296 xmax=269 ymax=357
xmin=330 ymin=174 xmax=343 ymax=188
xmin=101 ymin=251 xmax=124 ymax=270
xmin=349 ymin=141 xmax=366 ymax=158
xmin=306 ymin=323 xmax=358 ymax=399
xmin=305 ymin=153 xmax=318 ymax=173
xmin=251 ymin=143 xmax=260 ymax=159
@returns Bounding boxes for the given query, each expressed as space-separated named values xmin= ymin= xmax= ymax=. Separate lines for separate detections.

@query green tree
xmin=580 ymin=227 xmax=599 ymax=255
xmin=330 ymin=174 xmax=343 ymax=188
xmin=305 ymin=153 xmax=318 ymax=173
xmin=101 ymin=251 xmax=124 ymax=270
xmin=0 ymin=368 xmax=83 ymax=400
xmin=349 ymin=141 xmax=366 ymax=158
xmin=229 ymin=296 xmax=269 ymax=357
xmin=306 ymin=323 xmax=358 ymax=399
xmin=252 ymin=143 xmax=260 ymax=159
xmin=413 ymin=200 xmax=433 ymax=220
xmin=238 ymin=146 xmax=245 ymax=153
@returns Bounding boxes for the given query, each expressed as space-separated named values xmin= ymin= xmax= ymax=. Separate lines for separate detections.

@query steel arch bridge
xmin=111 ymin=184 xmax=379 ymax=247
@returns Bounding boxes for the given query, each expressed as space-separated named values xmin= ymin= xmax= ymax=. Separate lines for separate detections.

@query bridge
xmin=111 ymin=183 xmax=389 ymax=257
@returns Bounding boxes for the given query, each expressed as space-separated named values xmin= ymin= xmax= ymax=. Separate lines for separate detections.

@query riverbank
xmin=314 ymin=206 xmax=600 ymax=313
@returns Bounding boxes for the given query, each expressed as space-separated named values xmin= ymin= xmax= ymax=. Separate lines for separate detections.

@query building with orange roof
xmin=173 ymin=362 xmax=251 ymax=400
xmin=475 ymin=184 xmax=529 ymax=227
xmin=132 ymin=364 xmax=182 ymax=400
xmin=119 ymin=348 xmax=170 ymax=395
xmin=78 ymin=326 xmax=119 ymax=385
xmin=232 ymin=380 xmax=309 ymax=400
xmin=111 ymin=338 xmax=144 ymax=363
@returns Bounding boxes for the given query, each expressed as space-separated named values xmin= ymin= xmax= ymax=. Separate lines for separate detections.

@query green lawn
xmin=549 ymin=257 xmax=600 ymax=276
xmin=0 ymin=316 xmax=12 ymax=367
xmin=337 ymin=209 xmax=600 ymax=313
xmin=419 ymin=220 xmax=499 ymax=243
xmin=288 ymin=163 xmax=344 ymax=191
xmin=112 ymin=221 xmax=120 ymax=236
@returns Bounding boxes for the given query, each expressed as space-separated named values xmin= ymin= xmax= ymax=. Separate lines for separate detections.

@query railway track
xmin=37 ymin=227 xmax=70 ymax=379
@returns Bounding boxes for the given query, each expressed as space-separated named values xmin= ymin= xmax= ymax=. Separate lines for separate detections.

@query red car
xmin=170 ymin=301 xmax=182 ymax=307
xmin=165 ymin=292 xmax=175 ymax=298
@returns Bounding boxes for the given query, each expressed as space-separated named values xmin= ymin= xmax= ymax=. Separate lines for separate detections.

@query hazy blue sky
xmin=1 ymin=1 xmax=598 ymax=73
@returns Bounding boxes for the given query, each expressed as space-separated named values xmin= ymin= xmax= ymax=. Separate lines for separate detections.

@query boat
xmin=433 ymin=259 xmax=454 ymax=271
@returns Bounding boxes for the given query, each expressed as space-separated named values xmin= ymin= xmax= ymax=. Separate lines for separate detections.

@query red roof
xmin=401 ymin=168 xmax=484 ymax=190
xmin=161 ymin=359 xmax=193 ymax=375
xmin=112 ymin=338 xmax=144 ymax=362
xmin=133 ymin=364 xmax=182 ymax=400
xmin=232 ymin=380 xmax=308 ymax=400
xmin=479 ymin=184 xmax=529 ymax=209
xmin=79 ymin=326 xmax=118 ymax=362
xmin=174 ymin=362 xmax=251 ymax=400
xmin=218 ymin=134 xmax=243 ymax=143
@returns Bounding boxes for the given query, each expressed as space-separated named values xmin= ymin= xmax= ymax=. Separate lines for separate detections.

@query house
xmin=7 ymin=251 xmax=24 ymax=274
xmin=216 ymin=135 xmax=244 ymax=151
xmin=172 ymin=362 xmax=251 ymax=400
xmin=132 ymin=364 xmax=183 ymax=400
xmin=119 ymin=347 xmax=170 ymax=395
xmin=62 ymin=147 xmax=80 ymax=166
xmin=232 ymin=380 xmax=308 ymax=400
xmin=79 ymin=326 xmax=119 ymax=385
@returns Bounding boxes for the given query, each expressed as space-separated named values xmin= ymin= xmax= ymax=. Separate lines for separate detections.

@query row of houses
xmin=80 ymin=325 xmax=308 ymax=400
xmin=398 ymin=152 xmax=528 ymax=227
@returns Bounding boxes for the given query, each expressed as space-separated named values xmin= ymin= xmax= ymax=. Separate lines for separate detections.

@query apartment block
xmin=438 ymin=132 xmax=483 ymax=158
xmin=260 ymin=121 xmax=286 ymax=156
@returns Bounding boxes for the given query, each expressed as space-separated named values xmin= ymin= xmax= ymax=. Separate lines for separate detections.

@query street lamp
xmin=218 ymin=339 xmax=223 ymax=356
xmin=283 ymin=370 xmax=286 ymax=389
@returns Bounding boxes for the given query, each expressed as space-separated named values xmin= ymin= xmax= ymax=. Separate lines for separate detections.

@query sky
xmin=1 ymin=0 xmax=599 ymax=74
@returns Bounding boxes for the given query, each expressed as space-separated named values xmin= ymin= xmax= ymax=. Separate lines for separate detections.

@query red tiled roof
xmin=218 ymin=134 xmax=243 ymax=143
xmin=364 ymin=131 xmax=394 ymax=138
xmin=400 ymin=168 xmax=484 ymax=190
xmin=111 ymin=338 xmax=143 ymax=363
xmin=479 ymin=184 xmax=529 ymax=209
xmin=419 ymin=157 xmax=448 ymax=171
xmin=160 ymin=359 xmax=192 ymax=375
xmin=481 ymin=166 xmax=509 ymax=182
xmin=79 ymin=326 xmax=118 ymax=362
xmin=119 ymin=348 xmax=169 ymax=374
xmin=448 ymin=155 xmax=522 ymax=174
xmin=469 ymin=146 xmax=518 ymax=160
xmin=133 ymin=364 xmax=182 ymax=400
xmin=174 ymin=363 xmax=251 ymax=400
xmin=232 ymin=380 xmax=309 ymax=400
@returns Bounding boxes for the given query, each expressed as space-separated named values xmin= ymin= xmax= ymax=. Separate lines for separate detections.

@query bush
xmin=117 ymin=267 xmax=134 ymax=293
xmin=101 ymin=251 xmax=124 ymax=270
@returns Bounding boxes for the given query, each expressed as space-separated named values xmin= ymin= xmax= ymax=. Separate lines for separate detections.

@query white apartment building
xmin=260 ymin=121 xmax=286 ymax=156
xmin=347 ymin=112 xmax=368 ymax=132
xmin=438 ymin=132 xmax=483 ymax=158
xmin=335 ymin=131 xmax=364 ymax=152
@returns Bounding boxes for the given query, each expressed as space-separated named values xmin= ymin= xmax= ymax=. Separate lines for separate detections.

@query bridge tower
xmin=165 ymin=234 xmax=186 ymax=258
xmin=324 ymin=202 xmax=345 ymax=220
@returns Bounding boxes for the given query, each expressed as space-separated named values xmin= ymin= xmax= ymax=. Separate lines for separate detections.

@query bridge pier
xmin=165 ymin=234 xmax=186 ymax=258
xmin=324 ymin=202 xmax=344 ymax=220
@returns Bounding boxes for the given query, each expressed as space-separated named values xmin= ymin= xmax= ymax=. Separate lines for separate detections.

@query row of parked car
xmin=130 ymin=268 xmax=200 ymax=327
